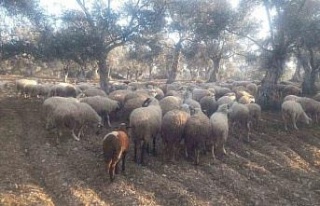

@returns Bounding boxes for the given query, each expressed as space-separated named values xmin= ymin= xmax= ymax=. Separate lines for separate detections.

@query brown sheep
xmin=102 ymin=125 xmax=130 ymax=181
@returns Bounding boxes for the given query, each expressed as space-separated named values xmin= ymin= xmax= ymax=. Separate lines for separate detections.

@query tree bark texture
xmin=98 ymin=54 xmax=110 ymax=93
xmin=207 ymin=58 xmax=220 ymax=82
xmin=166 ymin=42 xmax=182 ymax=84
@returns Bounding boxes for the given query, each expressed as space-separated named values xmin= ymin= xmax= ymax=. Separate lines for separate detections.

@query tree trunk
xmin=290 ymin=60 xmax=302 ymax=82
xmin=257 ymin=66 xmax=282 ymax=110
xmin=207 ymin=58 xmax=220 ymax=82
xmin=166 ymin=42 xmax=182 ymax=84
xmin=302 ymin=69 xmax=317 ymax=95
xmin=98 ymin=54 xmax=109 ymax=93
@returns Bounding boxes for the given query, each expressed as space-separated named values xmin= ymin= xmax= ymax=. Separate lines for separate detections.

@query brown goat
xmin=102 ymin=127 xmax=130 ymax=181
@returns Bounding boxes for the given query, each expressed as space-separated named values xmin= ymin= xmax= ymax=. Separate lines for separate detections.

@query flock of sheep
xmin=12 ymin=78 xmax=320 ymax=181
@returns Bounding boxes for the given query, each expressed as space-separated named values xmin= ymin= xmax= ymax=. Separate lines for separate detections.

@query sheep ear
xmin=142 ymin=98 xmax=151 ymax=107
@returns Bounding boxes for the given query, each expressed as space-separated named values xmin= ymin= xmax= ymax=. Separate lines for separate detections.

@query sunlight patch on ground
xmin=70 ymin=185 xmax=109 ymax=205
xmin=0 ymin=183 xmax=54 ymax=206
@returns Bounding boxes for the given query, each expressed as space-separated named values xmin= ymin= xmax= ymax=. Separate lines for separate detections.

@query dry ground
xmin=0 ymin=88 xmax=320 ymax=206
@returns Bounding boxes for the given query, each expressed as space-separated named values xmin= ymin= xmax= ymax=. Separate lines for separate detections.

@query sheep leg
xmin=140 ymin=141 xmax=145 ymax=166
xmin=152 ymin=136 xmax=157 ymax=156
xmin=292 ymin=114 xmax=299 ymax=130
xmin=194 ymin=148 xmax=200 ymax=165
xmin=106 ymin=114 xmax=112 ymax=127
xmin=246 ymin=121 xmax=251 ymax=143
xmin=282 ymin=113 xmax=288 ymax=131
xmin=121 ymin=152 xmax=127 ymax=174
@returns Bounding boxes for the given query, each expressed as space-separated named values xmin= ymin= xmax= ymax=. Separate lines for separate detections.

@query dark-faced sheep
xmin=102 ymin=124 xmax=130 ymax=181
xmin=200 ymin=96 xmax=218 ymax=117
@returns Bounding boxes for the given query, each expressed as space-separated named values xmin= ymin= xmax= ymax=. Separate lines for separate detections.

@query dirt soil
xmin=0 ymin=90 xmax=320 ymax=206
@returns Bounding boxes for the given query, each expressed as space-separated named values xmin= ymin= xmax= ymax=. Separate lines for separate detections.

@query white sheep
xmin=296 ymin=97 xmax=320 ymax=123
xmin=281 ymin=100 xmax=312 ymax=131
xmin=246 ymin=103 xmax=261 ymax=130
xmin=80 ymin=96 xmax=120 ymax=127
xmin=48 ymin=83 xmax=79 ymax=98
xmin=209 ymin=104 xmax=229 ymax=159
xmin=217 ymin=93 xmax=236 ymax=106
xmin=238 ymin=95 xmax=255 ymax=104
xmin=192 ymin=88 xmax=212 ymax=102
xmin=46 ymin=101 xmax=102 ymax=141
xmin=228 ymin=101 xmax=251 ymax=142
xmin=78 ymin=87 xmax=107 ymax=97
xmin=129 ymin=97 xmax=162 ymax=165
xmin=183 ymin=90 xmax=201 ymax=110
xmin=16 ymin=79 xmax=37 ymax=98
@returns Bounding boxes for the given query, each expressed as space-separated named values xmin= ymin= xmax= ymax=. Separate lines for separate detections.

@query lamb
xmin=281 ymin=100 xmax=312 ymax=131
xmin=200 ymin=95 xmax=218 ymax=117
xmin=183 ymin=107 xmax=211 ymax=165
xmin=209 ymin=104 xmax=229 ymax=159
xmin=46 ymin=100 xmax=102 ymax=141
xmin=129 ymin=97 xmax=162 ymax=165
xmin=102 ymin=123 xmax=130 ymax=181
xmin=159 ymin=96 xmax=183 ymax=116
xmin=80 ymin=96 xmax=121 ymax=127
xmin=228 ymin=101 xmax=251 ymax=142
xmin=161 ymin=108 xmax=190 ymax=162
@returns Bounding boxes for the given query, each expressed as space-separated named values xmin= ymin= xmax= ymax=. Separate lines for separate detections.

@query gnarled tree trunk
xmin=98 ymin=54 xmax=110 ymax=93
xmin=166 ymin=41 xmax=182 ymax=84
xmin=302 ymin=68 xmax=317 ymax=95
xmin=207 ymin=58 xmax=220 ymax=82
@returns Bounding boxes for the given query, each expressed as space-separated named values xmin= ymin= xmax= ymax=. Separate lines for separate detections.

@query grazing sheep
xmin=122 ymin=96 xmax=149 ymax=121
xmin=213 ymin=86 xmax=231 ymax=99
xmin=183 ymin=90 xmax=201 ymax=109
xmin=129 ymin=97 xmax=162 ymax=165
xmin=246 ymin=103 xmax=261 ymax=130
xmin=102 ymin=123 xmax=130 ymax=181
xmin=296 ymin=97 xmax=320 ymax=123
xmin=161 ymin=109 xmax=190 ymax=162
xmin=159 ymin=96 xmax=183 ymax=116
xmin=200 ymin=96 xmax=218 ymax=117
xmin=313 ymin=93 xmax=320 ymax=102
xmin=183 ymin=108 xmax=211 ymax=165
xmin=80 ymin=96 xmax=120 ymax=127
xmin=281 ymin=100 xmax=312 ymax=131
xmin=46 ymin=100 xmax=102 ymax=141
xmin=16 ymin=79 xmax=38 ymax=97
xmin=209 ymin=104 xmax=229 ymax=159
xmin=281 ymin=85 xmax=302 ymax=98
xmin=229 ymin=102 xmax=251 ymax=142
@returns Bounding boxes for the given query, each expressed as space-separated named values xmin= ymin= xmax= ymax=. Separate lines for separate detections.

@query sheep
xmin=281 ymin=100 xmax=312 ymax=131
xmin=108 ymin=89 xmax=132 ymax=105
xmin=246 ymin=83 xmax=258 ymax=97
xmin=283 ymin=95 xmax=301 ymax=102
xmin=159 ymin=96 xmax=183 ymax=116
xmin=209 ymin=104 xmax=229 ymax=159
xmin=296 ymin=97 xmax=320 ymax=123
xmin=281 ymin=85 xmax=302 ymax=98
xmin=122 ymin=96 xmax=149 ymax=121
xmin=200 ymin=95 xmax=218 ymax=117
xmin=102 ymin=123 xmax=130 ymax=181
xmin=46 ymin=100 xmax=102 ymax=141
xmin=246 ymin=103 xmax=261 ymax=130
xmin=217 ymin=93 xmax=236 ymax=106
xmin=78 ymin=87 xmax=107 ymax=97
xmin=238 ymin=95 xmax=255 ymax=104
xmin=80 ymin=96 xmax=121 ymax=127
xmin=16 ymin=79 xmax=37 ymax=97
xmin=228 ymin=102 xmax=251 ymax=142
xmin=48 ymin=83 xmax=79 ymax=98
xmin=42 ymin=96 xmax=80 ymax=128
xmin=129 ymin=97 xmax=162 ymax=165
xmin=183 ymin=90 xmax=201 ymax=110
xmin=192 ymin=88 xmax=212 ymax=102
xmin=313 ymin=93 xmax=320 ymax=102
xmin=183 ymin=108 xmax=211 ymax=165
xmin=161 ymin=109 xmax=190 ymax=162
